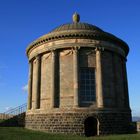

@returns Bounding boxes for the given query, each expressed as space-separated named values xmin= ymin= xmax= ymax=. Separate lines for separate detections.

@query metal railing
xmin=1 ymin=103 xmax=27 ymax=120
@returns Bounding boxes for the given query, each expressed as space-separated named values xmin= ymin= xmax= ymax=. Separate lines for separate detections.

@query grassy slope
xmin=0 ymin=127 xmax=139 ymax=140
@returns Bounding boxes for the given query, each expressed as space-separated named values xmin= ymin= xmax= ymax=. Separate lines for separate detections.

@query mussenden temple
xmin=25 ymin=13 xmax=132 ymax=136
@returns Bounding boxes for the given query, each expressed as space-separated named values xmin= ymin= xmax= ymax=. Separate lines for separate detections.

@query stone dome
xmin=50 ymin=22 xmax=103 ymax=32
xmin=26 ymin=14 xmax=129 ymax=56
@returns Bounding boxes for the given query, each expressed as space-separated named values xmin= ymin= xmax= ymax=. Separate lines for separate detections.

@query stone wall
xmin=136 ymin=122 xmax=140 ymax=132
xmin=60 ymin=50 xmax=74 ymax=108
xmin=0 ymin=113 xmax=25 ymax=127
xmin=40 ymin=53 xmax=52 ymax=109
xmin=0 ymin=114 xmax=13 ymax=120
xmin=102 ymin=51 xmax=116 ymax=107
xmin=29 ymin=48 xmax=98 ymax=110
xmin=79 ymin=48 xmax=96 ymax=68
xmin=27 ymin=39 xmax=130 ymax=111
xmin=25 ymin=110 xmax=132 ymax=135
xmin=101 ymin=51 xmax=130 ymax=109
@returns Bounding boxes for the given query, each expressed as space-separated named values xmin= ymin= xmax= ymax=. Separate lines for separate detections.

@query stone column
xmin=95 ymin=47 xmax=103 ymax=108
xmin=35 ymin=55 xmax=41 ymax=109
xmin=27 ymin=60 xmax=33 ymax=110
xmin=51 ymin=51 xmax=56 ymax=108
xmin=112 ymin=54 xmax=118 ymax=108
xmin=123 ymin=58 xmax=130 ymax=108
xmin=73 ymin=47 xmax=79 ymax=107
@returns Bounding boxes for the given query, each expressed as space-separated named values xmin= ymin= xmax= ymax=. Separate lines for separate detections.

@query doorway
xmin=84 ymin=117 xmax=98 ymax=136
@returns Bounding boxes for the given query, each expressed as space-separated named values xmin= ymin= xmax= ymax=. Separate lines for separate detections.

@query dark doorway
xmin=84 ymin=117 xmax=97 ymax=137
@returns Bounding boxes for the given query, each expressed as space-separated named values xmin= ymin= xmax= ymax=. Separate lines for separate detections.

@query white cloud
xmin=22 ymin=84 xmax=28 ymax=93
xmin=5 ymin=107 xmax=13 ymax=111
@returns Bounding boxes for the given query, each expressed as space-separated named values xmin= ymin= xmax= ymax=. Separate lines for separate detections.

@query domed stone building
xmin=25 ymin=13 xmax=132 ymax=136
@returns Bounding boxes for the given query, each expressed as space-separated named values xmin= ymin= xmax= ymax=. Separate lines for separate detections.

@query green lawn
xmin=0 ymin=127 xmax=139 ymax=140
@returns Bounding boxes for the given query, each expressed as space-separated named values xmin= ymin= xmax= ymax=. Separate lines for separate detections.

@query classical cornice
xmin=26 ymin=30 xmax=129 ymax=57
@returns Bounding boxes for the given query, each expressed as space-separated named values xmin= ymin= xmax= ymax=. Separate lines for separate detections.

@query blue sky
xmin=0 ymin=0 xmax=139 ymax=116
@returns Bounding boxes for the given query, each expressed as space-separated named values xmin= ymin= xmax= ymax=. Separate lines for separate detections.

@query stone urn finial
xmin=73 ymin=12 xmax=80 ymax=23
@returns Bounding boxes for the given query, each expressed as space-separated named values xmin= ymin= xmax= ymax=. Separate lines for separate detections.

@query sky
xmin=0 ymin=0 xmax=139 ymax=116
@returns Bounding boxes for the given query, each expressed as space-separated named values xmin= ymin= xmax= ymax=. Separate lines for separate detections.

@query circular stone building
xmin=25 ymin=13 xmax=132 ymax=136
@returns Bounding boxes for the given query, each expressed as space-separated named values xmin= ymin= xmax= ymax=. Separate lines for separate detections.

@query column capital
xmin=28 ymin=58 xmax=34 ymax=64
xmin=51 ymin=50 xmax=57 ymax=59
xmin=95 ymin=47 xmax=104 ymax=52
xmin=73 ymin=46 xmax=80 ymax=50
xmin=51 ymin=48 xmax=56 ymax=51
xmin=35 ymin=54 xmax=41 ymax=60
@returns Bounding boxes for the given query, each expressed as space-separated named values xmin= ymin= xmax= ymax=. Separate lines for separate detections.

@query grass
xmin=0 ymin=127 xmax=139 ymax=140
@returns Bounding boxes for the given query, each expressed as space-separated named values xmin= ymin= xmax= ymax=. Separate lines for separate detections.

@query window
xmin=79 ymin=68 xmax=96 ymax=107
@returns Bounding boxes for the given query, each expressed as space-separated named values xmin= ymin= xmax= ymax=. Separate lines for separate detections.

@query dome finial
xmin=72 ymin=12 xmax=80 ymax=23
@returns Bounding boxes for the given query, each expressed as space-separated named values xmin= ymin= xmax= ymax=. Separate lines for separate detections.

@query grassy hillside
xmin=0 ymin=127 xmax=139 ymax=140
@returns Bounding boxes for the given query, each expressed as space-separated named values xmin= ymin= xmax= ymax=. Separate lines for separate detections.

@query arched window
xmin=79 ymin=67 xmax=96 ymax=107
